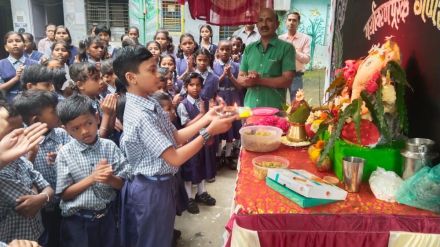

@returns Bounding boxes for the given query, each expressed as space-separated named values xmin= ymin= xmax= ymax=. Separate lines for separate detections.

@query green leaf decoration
xmin=318 ymin=102 xmax=356 ymax=165
xmin=352 ymin=98 xmax=362 ymax=144
xmin=287 ymin=104 xmax=311 ymax=124
xmin=311 ymin=123 xmax=328 ymax=143
xmin=325 ymin=73 xmax=346 ymax=103
xmin=386 ymin=61 xmax=410 ymax=134
xmin=360 ymin=89 xmax=392 ymax=143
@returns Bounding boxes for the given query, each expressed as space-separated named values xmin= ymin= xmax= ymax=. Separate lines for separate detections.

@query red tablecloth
xmin=226 ymin=145 xmax=440 ymax=247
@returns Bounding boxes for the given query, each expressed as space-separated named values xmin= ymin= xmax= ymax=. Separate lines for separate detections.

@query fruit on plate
xmin=341 ymin=119 xmax=380 ymax=146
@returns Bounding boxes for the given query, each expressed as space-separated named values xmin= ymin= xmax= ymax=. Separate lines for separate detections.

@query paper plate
xmin=281 ymin=136 xmax=311 ymax=148
xmin=252 ymin=107 xmax=279 ymax=116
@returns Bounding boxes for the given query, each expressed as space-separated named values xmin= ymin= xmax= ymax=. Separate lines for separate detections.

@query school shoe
xmin=226 ymin=157 xmax=237 ymax=170
xmin=172 ymin=229 xmax=181 ymax=247
xmin=195 ymin=192 xmax=216 ymax=206
xmin=187 ymin=199 xmax=200 ymax=214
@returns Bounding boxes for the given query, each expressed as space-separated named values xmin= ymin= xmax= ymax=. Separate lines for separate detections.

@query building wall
xmin=63 ymin=0 xmax=87 ymax=46
xmin=10 ymin=0 xmax=33 ymax=33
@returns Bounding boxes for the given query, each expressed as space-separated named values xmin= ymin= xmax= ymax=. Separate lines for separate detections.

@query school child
xmin=100 ymin=59 xmax=118 ymax=98
xmin=94 ymin=24 xmax=117 ymax=58
xmin=77 ymin=36 xmax=105 ymax=65
xmin=128 ymin=26 xmax=140 ymax=44
xmin=194 ymin=48 xmax=219 ymax=103
xmin=19 ymin=64 xmax=54 ymax=91
xmin=199 ymin=24 xmax=218 ymax=57
xmin=50 ymin=41 xmax=71 ymax=66
xmin=146 ymin=41 xmax=161 ymax=60
xmin=55 ymin=94 xmax=130 ymax=247
xmin=13 ymin=90 xmax=71 ymax=247
xmin=213 ymin=40 xmax=242 ymax=169
xmin=152 ymin=91 xmax=177 ymax=125
xmin=176 ymin=33 xmax=198 ymax=80
xmin=176 ymin=73 xmax=217 ymax=214
xmin=113 ymin=46 xmax=235 ymax=247
xmin=69 ymin=62 xmax=117 ymax=139
xmin=160 ymin=54 xmax=183 ymax=96
xmin=157 ymin=67 xmax=175 ymax=98
xmin=22 ymin=33 xmax=44 ymax=62
xmin=0 ymin=31 xmax=38 ymax=103
xmin=231 ymin=36 xmax=245 ymax=63
xmin=45 ymin=26 xmax=78 ymax=65
xmin=0 ymin=97 xmax=54 ymax=243
xmin=154 ymin=29 xmax=175 ymax=56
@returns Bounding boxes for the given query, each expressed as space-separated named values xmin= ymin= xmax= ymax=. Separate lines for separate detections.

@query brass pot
xmin=287 ymin=123 xmax=307 ymax=142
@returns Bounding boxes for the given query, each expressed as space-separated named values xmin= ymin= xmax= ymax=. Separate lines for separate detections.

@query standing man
xmin=37 ymin=24 xmax=56 ymax=54
xmin=232 ymin=24 xmax=261 ymax=46
xmin=237 ymin=8 xmax=296 ymax=109
xmin=279 ymin=12 xmax=311 ymax=99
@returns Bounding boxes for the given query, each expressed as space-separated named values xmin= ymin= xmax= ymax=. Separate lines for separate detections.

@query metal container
xmin=343 ymin=156 xmax=365 ymax=193
xmin=401 ymin=138 xmax=438 ymax=180
xmin=287 ymin=123 xmax=307 ymax=142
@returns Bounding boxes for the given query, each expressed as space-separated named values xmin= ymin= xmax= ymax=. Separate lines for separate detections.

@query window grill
xmin=161 ymin=0 xmax=182 ymax=33
xmin=85 ymin=0 xmax=129 ymax=41
xmin=219 ymin=26 xmax=240 ymax=40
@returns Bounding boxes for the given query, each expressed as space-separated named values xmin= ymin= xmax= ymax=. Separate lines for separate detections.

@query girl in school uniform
xmin=0 ymin=31 xmax=38 ymax=102
xmin=45 ymin=25 xmax=78 ymax=65
xmin=213 ymin=40 xmax=242 ymax=169
xmin=199 ymin=25 xmax=217 ymax=57
xmin=146 ymin=41 xmax=162 ymax=61
xmin=176 ymin=73 xmax=216 ymax=214
xmin=50 ymin=41 xmax=71 ymax=67
xmin=176 ymin=33 xmax=198 ymax=80
xmin=231 ymin=36 xmax=245 ymax=63
xmin=154 ymin=29 xmax=175 ymax=57
xmin=76 ymin=36 xmax=106 ymax=66
xmin=22 ymin=32 xmax=44 ymax=62
xmin=160 ymin=55 xmax=183 ymax=95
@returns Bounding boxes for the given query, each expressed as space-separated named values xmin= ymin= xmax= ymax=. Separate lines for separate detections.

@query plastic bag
xmin=369 ymin=167 xmax=403 ymax=202
xmin=396 ymin=164 xmax=440 ymax=213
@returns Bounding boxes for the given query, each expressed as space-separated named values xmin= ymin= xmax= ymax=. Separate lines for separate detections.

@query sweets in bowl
xmin=252 ymin=155 xmax=289 ymax=180
xmin=240 ymin=126 xmax=283 ymax=152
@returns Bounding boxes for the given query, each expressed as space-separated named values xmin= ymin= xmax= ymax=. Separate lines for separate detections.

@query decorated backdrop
xmin=332 ymin=0 xmax=440 ymax=153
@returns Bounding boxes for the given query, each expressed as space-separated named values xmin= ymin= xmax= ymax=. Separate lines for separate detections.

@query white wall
xmin=63 ymin=0 xmax=87 ymax=47
xmin=10 ymin=0 xmax=33 ymax=33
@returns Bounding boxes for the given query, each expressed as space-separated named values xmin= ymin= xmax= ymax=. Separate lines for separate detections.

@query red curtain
xmin=184 ymin=0 xmax=273 ymax=26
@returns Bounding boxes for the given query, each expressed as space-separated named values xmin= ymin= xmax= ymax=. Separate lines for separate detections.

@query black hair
xmin=154 ymin=29 xmax=174 ymax=54
xmin=158 ymin=67 xmax=170 ymax=81
xmin=45 ymin=23 xmax=56 ymax=30
xmin=120 ymin=34 xmax=129 ymax=42
xmin=22 ymin=32 xmax=37 ymax=51
xmin=121 ymin=37 xmax=137 ymax=48
xmin=94 ymin=24 xmax=111 ymax=36
xmin=50 ymin=67 xmax=68 ymax=95
xmin=286 ymin=11 xmax=301 ymax=22
xmin=231 ymin=36 xmax=245 ymax=54
xmin=4 ymin=31 xmax=24 ymax=44
xmin=184 ymin=72 xmax=204 ymax=88
xmin=128 ymin=26 xmax=139 ymax=35
xmin=100 ymin=59 xmax=114 ymax=75
xmin=176 ymin=33 xmax=198 ymax=59
xmin=159 ymin=54 xmax=178 ymax=81
xmin=50 ymin=41 xmax=71 ymax=65
xmin=55 ymin=25 xmax=72 ymax=45
xmin=115 ymin=78 xmax=127 ymax=94
xmin=78 ymin=36 xmax=105 ymax=62
xmin=151 ymin=91 xmax=172 ymax=109
xmin=116 ymin=93 xmax=126 ymax=124
xmin=57 ymin=94 xmax=96 ymax=125
xmin=13 ymin=90 xmax=58 ymax=125
xmin=0 ymin=94 xmax=19 ymax=117
xmin=199 ymin=24 xmax=214 ymax=45
xmin=69 ymin=62 xmax=100 ymax=84
xmin=193 ymin=47 xmax=214 ymax=68
xmin=112 ymin=46 xmax=154 ymax=86
xmin=20 ymin=64 xmax=53 ymax=89
xmin=146 ymin=41 xmax=162 ymax=53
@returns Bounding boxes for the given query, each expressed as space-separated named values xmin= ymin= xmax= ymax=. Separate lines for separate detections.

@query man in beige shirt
xmin=279 ymin=12 xmax=311 ymax=99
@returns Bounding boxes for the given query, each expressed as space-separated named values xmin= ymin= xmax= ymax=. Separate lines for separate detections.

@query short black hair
xmin=0 ymin=94 xmax=19 ymax=117
xmin=69 ymin=62 xmax=99 ymax=82
xmin=184 ymin=72 xmax=204 ymax=88
xmin=21 ymin=64 xmax=53 ymax=89
xmin=113 ymin=45 xmax=154 ymax=86
xmin=100 ymin=59 xmax=114 ymax=75
xmin=94 ymin=24 xmax=111 ymax=36
xmin=13 ymin=90 xmax=58 ymax=125
xmin=57 ymin=94 xmax=96 ymax=125
xmin=152 ymin=91 xmax=172 ymax=103
xmin=50 ymin=67 xmax=68 ymax=94
xmin=286 ymin=11 xmax=301 ymax=22
xmin=116 ymin=94 xmax=126 ymax=124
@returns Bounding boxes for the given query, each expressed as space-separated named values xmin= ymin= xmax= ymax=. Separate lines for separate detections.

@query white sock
xmin=216 ymin=140 xmax=224 ymax=157
xmin=225 ymin=142 xmax=233 ymax=157
xmin=184 ymin=181 xmax=193 ymax=198
xmin=197 ymin=180 xmax=206 ymax=195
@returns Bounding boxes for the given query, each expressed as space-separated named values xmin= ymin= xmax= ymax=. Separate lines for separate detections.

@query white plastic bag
xmin=369 ymin=167 xmax=403 ymax=202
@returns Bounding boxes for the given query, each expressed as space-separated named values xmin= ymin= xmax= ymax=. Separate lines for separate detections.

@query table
xmin=225 ymin=145 xmax=440 ymax=247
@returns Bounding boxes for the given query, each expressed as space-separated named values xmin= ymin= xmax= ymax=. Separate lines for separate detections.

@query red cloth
xmin=226 ymin=213 xmax=440 ymax=247
xmin=185 ymin=0 xmax=273 ymax=25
